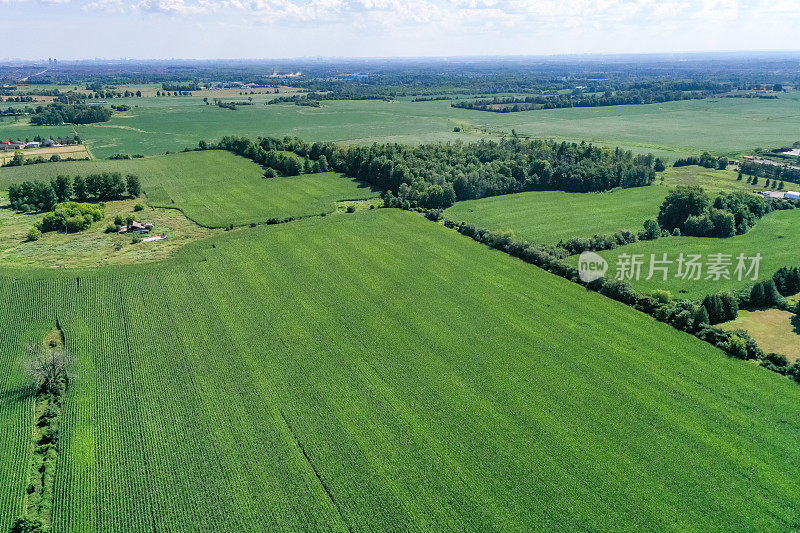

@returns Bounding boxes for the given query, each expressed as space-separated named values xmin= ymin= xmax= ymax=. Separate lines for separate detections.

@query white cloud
xmin=68 ymin=0 xmax=797 ymax=42
xmin=138 ymin=0 xmax=213 ymax=14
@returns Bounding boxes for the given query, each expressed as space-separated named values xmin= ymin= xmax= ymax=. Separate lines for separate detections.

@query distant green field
xmin=443 ymin=167 xmax=753 ymax=245
xmin=444 ymin=187 xmax=664 ymax=245
xmin=0 ymin=151 xmax=380 ymax=227
xmin=3 ymin=93 xmax=799 ymax=159
xmin=582 ymin=209 xmax=800 ymax=299
xmin=1 ymin=210 xmax=798 ymax=531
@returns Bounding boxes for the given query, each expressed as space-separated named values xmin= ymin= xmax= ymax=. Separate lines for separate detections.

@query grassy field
xmin=0 ymin=194 xmax=219 ymax=268
xmin=582 ymin=209 xmax=800 ymax=300
xmin=3 ymin=92 xmax=799 ymax=160
xmin=1 ymin=210 xmax=799 ymax=531
xmin=444 ymin=187 xmax=664 ymax=245
xmin=0 ymin=151 xmax=381 ymax=227
xmin=719 ymin=309 xmax=800 ymax=361
xmin=443 ymin=167 xmax=752 ymax=245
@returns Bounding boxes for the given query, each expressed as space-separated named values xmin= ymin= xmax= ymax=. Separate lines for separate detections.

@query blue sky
xmin=2 ymin=0 xmax=798 ymax=60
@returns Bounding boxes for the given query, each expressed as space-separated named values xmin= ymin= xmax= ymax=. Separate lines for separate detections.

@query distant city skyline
xmin=1 ymin=0 xmax=798 ymax=60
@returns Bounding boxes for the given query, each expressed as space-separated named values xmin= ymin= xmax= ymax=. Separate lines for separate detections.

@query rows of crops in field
xmin=584 ymin=209 xmax=800 ymax=300
xmin=1 ymin=210 xmax=799 ymax=531
xmin=0 ymin=279 xmax=61 ymax=532
xmin=0 ymin=151 xmax=380 ymax=227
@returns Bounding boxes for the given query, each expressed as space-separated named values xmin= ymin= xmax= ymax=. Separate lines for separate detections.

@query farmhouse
xmin=759 ymin=190 xmax=785 ymax=199
xmin=118 ymin=220 xmax=154 ymax=234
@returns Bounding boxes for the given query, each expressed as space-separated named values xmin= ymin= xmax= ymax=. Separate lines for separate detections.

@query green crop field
xmin=3 ymin=93 xmax=799 ymax=160
xmin=443 ymin=167 xmax=755 ymax=245
xmin=582 ymin=209 xmax=800 ymax=300
xmin=0 ymin=151 xmax=380 ymax=227
xmin=444 ymin=187 xmax=665 ymax=245
xmin=1 ymin=210 xmax=799 ymax=532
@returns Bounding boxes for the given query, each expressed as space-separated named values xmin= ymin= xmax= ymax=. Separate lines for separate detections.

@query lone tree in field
xmin=23 ymin=344 xmax=74 ymax=396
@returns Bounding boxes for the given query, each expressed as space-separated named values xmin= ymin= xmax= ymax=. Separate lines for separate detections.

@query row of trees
xmin=673 ymin=152 xmax=728 ymax=170
xmin=30 ymin=104 xmax=112 ymax=125
xmin=8 ymin=173 xmax=140 ymax=212
xmin=204 ymin=135 xmax=659 ymax=209
xmin=557 ymin=219 xmax=663 ymax=255
xmin=740 ymin=160 xmax=800 ymax=185
xmin=450 ymin=83 xmax=729 ymax=113
xmin=444 ymin=217 xmax=799 ymax=382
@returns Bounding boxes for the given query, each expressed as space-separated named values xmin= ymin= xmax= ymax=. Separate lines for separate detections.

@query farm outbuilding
xmin=784 ymin=191 xmax=800 ymax=200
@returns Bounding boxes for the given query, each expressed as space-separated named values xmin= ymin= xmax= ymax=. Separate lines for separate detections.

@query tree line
xmin=673 ymin=152 xmax=729 ymax=170
xmin=443 ymin=217 xmax=800 ymax=383
xmin=199 ymin=135 xmax=658 ymax=209
xmin=740 ymin=160 xmax=800 ymax=186
xmin=451 ymin=83 xmax=729 ymax=113
xmin=30 ymin=104 xmax=112 ymax=125
xmin=657 ymin=186 xmax=795 ymax=238
xmin=8 ymin=173 xmax=141 ymax=212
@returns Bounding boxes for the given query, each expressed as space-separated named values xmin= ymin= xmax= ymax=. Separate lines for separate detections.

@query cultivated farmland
xmin=444 ymin=187 xmax=664 ymax=245
xmin=584 ymin=209 xmax=800 ymax=299
xmin=4 ymin=92 xmax=799 ymax=160
xmin=442 ymin=167 xmax=752 ymax=245
xmin=1 ymin=210 xmax=799 ymax=532
xmin=0 ymin=151 xmax=380 ymax=227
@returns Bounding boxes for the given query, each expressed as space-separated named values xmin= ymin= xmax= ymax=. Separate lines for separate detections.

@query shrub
xmin=720 ymin=334 xmax=748 ymax=359
xmin=650 ymin=289 xmax=673 ymax=304
xmin=26 ymin=227 xmax=42 ymax=242
xmin=38 ymin=202 xmax=104 ymax=234
xmin=10 ymin=515 xmax=47 ymax=533
xmin=642 ymin=219 xmax=661 ymax=240
xmin=346 ymin=205 xmax=356 ymax=213
xmin=133 ymin=203 xmax=144 ymax=212
xmin=131 ymin=234 xmax=142 ymax=244
xmin=425 ymin=209 xmax=443 ymax=221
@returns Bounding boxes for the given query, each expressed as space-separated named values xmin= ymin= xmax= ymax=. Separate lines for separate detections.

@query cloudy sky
xmin=2 ymin=0 xmax=798 ymax=59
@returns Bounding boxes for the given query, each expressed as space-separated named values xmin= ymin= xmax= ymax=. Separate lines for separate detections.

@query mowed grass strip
xmin=583 ymin=209 xmax=800 ymax=300
xmin=0 ymin=151 xmax=380 ymax=227
xmin=0 ymin=210 xmax=798 ymax=531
